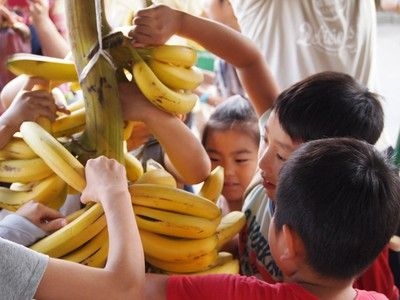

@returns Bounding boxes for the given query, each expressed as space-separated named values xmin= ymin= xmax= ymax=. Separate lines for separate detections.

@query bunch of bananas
xmin=126 ymin=166 xmax=245 ymax=275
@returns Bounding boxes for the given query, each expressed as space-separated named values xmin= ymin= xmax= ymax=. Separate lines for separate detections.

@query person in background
xmin=201 ymin=95 xmax=259 ymax=216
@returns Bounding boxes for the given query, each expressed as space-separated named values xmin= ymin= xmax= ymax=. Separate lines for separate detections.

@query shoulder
xmin=355 ymin=289 xmax=388 ymax=299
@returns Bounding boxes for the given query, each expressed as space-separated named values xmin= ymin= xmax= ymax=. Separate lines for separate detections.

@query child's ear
xmin=280 ymin=224 xmax=306 ymax=263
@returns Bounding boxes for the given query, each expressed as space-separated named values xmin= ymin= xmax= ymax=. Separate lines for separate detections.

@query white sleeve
xmin=0 ymin=214 xmax=47 ymax=246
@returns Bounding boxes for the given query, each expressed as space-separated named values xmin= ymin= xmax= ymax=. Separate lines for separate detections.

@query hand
xmin=28 ymin=0 xmax=51 ymax=26
xmin=80 ymin=156 xmax=128 ymax=205
xmin=126 ymin=121 xmax=152 ymax=151
xmin=0 ymin=5 xmax=23 ymax=26
xmin=16 ymin=200 xmax=67 ymax=233
xmin=0 ymin=77 xmax=68 ymax=132
xmin=129 ymin=4 xmax=181 ymax=47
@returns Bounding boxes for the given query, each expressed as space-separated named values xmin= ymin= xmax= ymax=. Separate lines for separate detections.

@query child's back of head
xmin=274 ymin=137 xmax=400 ymax=280
xmin=274 ymin=71 xmax=384 ymax=144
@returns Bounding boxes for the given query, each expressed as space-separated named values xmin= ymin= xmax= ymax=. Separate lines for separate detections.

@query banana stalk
xmin=64 ymin=0 xmax=124 ymax=162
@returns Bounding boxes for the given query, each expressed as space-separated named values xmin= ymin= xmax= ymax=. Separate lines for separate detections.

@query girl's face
xmin=204 ymin=128 xmax=259 ymax=205
xmin=258 ymin=111 xmax=302 ymax=200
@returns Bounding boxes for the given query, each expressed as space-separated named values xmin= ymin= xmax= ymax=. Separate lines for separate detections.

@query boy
xmin=129 ymin=4 xmax=396 ymax=298
xmin=142 ymin=138 xmax=400 ymax=299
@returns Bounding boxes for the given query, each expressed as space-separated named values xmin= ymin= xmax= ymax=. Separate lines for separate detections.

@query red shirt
xmin=166 ymin=274 xmax=387 ymax=300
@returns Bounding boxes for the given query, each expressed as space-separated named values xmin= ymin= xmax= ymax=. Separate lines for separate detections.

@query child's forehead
xmin=265 ymin=112 xmax=302 ymax=151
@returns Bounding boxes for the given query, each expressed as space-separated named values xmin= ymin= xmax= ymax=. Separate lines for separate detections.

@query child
xmin=201 ymin=95 xmax=259 ymax=215
xmin=129 ymin=4 xmax=396 ymax=298
xmin=0 ymin=156 xmax=145 ymax=299
xmin=142 ymin=138 xmax=400 ymax=299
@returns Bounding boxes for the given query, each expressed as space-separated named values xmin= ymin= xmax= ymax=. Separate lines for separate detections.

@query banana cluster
xmin=129 ymin=166 xmax=245 ymax=275
xmin=131 ymin=45 xmax=204 ymax=115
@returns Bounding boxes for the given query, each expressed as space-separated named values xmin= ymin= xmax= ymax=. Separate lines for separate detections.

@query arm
xmin=0 ymin=201 xmax=67 ymax=246
xmin=29 ymin=0 xmax=69 ymax=58
xmin=130 ymin=4 xmax=280 ymax=117
xmin=119 ymin=81 xmax=211 ymax=184
xmin=35 ymin=156 xmax=145 ymax=299
xmin=380 ymin=0 xmax=400 ymax=12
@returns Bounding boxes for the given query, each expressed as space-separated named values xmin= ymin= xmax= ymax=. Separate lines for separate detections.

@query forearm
xmin=144 ymin=111 xmax=211 ymax=184
xmin=32 ymin=18 xmax=69 ymax=58
xmin=102 ymin=189 xmax=144 ymax=283
xmin=177 ymin=11 xmax=279 ymax=116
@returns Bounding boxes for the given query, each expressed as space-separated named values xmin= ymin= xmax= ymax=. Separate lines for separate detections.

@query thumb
xmin=42 ymin=218 xmax=68 ymax=232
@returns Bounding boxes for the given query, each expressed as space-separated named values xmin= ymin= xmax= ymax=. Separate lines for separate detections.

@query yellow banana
xmin=47 ymin=213 xmax=107 ymax=258
xmin=130 ymin=183 xmax=221 ymax=220
xmin=124 ymin=152 xmax=144 ymax=183
xmin=20 ymin=121 xmax=86 ymax=192
xmin=133 ymin=205 xmax=219 ymax=239
xmin=137 ymin=45 xmax=197 ymax=68
xmin=81 ymin=237 xmax=109 ymax=268
xmin=196 ymin=258 xmax=239 ymax=275
xmin=65 ymin=204 xmax=93 ymax=223
xmin=42 ymin=181 xmax=68 ymax=210
xmin=199 ymin=166 xmax=224 ymax=203
xmin=30 ymin=203 xmax=104 ymax=254
xmin=216 ymin=211 xmax=246 ymax=250
xmin=61 ymin=227 xmax=108 ymax=263
xmin=0 ymin=157 xmax=54 ymax=183
xmin=0 ymin=174 xmax=67 ymax=211
xmin=0 ymin=137 xmax=37 ymax=160
xmin=131 ymin=49 xmax=199 ymax=114
xmin=51 ymin=107 xmax=86 ymax=137
xmin=135 ymin=168 xmax=177 ymax=188
xmin=148 ymin=59 xmax=203 ymax=90
xmin=123 ymin=120 xmax=135 ymax=141
xmin=51 ymin=87 xmax=68 ymax=107
xmin=146 ymin=249 xmax=218 ymax=274
xmin=66 ymin=97 xmax=85 ymax=112
xmin=139 ymin=229 xmax=218 ymax=262
xmin=6 ymin=53 xmax=78 ymax=82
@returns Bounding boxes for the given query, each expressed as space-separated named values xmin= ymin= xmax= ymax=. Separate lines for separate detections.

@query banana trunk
xmin=64 ymin=0 xmax=123 ymax=162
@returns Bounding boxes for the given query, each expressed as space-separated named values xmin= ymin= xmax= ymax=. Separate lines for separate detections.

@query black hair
xmin=274 ymin=137 xmax=400 ymax=279
xmin=202 ymin=95 xmax=259 ymax=146
xmin=273 ymin=72 xmax=384 ymax=144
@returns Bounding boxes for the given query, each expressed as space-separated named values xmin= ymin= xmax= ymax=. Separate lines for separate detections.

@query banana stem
xmin=64 ymin=0 xmax=124 ymax=162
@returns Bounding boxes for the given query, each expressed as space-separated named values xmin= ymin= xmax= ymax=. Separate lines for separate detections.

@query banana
xmin=123 ymin=120 xmax=135 ymax=141
xmin=137 ymin=45 xmax=197 ymax=68
xmin=81 ymin=237 xmax=109 ymax=268
xmin=135 ymin=168 xmax=177 ymax=188
xmin=20 ymin=121 xmax=86 ymax=192
xmin=66 ymin=97 xmax=85 ymax=112
xmin=51 ymin=107 xmax=86 ymax=137
xmin=51 ymin=87 xmax=68 ymax=107
xmin=146 ymin=249 xmax=218 ymax=274
xmin=0 ymin=137 xmax=37 ymax=160
xmin=61 ymin=227 xmax=108 ymax=263
xmin=131 ymin=49 xmax=199 ymax=114
xmin=42 ymin=181 xmax=68 ymax=210
xmin=0 ymin=157 xmax=54 ymax=183
xmin=6 ymin=53 xmax=78 ymax=82
xmin=199 ymin=166 xmax=224 ymax=203
xmin=0 ymin=174 xmax=67 ymax=211
xmin=216 ymin=211 xmax=246 ymax=250
xmin=139 ymin=229 xmax=218 ymax=262
xmin=130 ymin=183 xmax=221 ymax=220
xmin=124 ymin=152 xmax=144 ymax=183
xmin=196 ymin=258 xmax=239 ymax=275
xmin=30 ymin=203 xmax=104 ymax=254
xmin=47 ymin=213 xmax=107 ymax=258
xmin=133 ymin=205 xmax=219 ymax=239
xmin=148 ymin=59 xmax=203 ymax=90
xmin=65 ymin=204 xmax=93 ymax=223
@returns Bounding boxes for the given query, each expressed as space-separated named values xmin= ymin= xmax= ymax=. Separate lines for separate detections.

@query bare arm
xmin=35 ymin=156 xmax=144 ymax=300
xmin=119 ymin=82 xmax=211 ymax=184
xmin=29 ymin=0 xmax=69 ymax=58
xmin=130 ymin=4 xmax=280 ymax=117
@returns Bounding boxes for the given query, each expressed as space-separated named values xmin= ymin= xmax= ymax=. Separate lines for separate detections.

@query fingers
xmin=41 ymin=218 xmax=68 ymax=233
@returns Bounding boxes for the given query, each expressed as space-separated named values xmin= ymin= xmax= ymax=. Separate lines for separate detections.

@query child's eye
xmin=209 ymin=157 xmax=220 ymax=163
xmin=276 ymin=154 xmax=286 ymax=162
xmin=235 ymin=159 xmax=248 ymax=164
